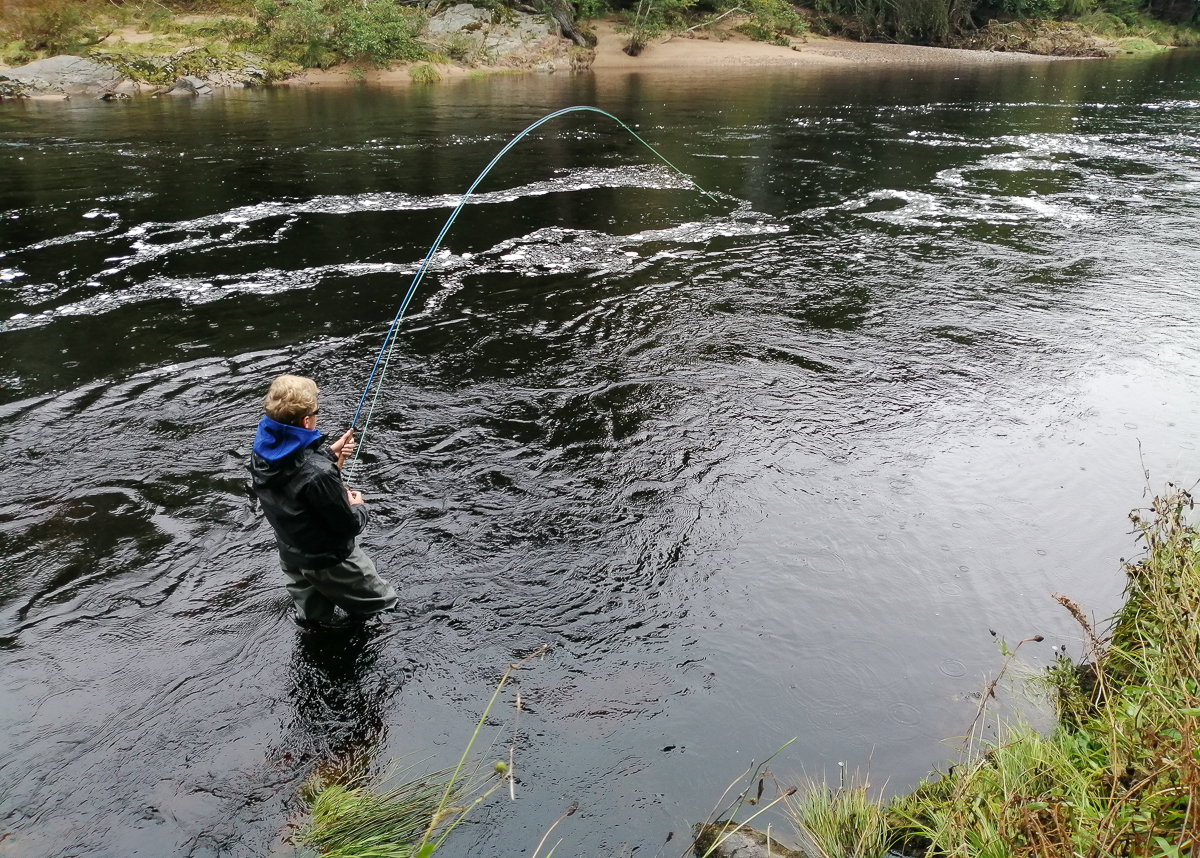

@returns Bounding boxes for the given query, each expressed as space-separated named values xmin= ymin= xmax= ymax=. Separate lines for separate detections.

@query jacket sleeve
xmin=303 ymin=464 xmax=369 ymax=538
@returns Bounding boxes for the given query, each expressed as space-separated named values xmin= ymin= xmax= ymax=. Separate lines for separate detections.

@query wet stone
xmin=693 ymin=824 xmax=808 ymax=858
xmin=0 ymin=75 xmax=32 ymax=99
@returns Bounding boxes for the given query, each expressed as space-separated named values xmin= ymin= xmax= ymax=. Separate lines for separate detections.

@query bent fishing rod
xmin=344 ymin=105 xmax=719 ymax=470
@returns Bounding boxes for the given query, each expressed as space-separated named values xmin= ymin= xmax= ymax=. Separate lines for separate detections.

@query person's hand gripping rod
xmin=330 ymin=427 xmax=364 ymax=506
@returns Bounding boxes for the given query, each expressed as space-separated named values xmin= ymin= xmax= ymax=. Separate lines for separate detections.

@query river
xmin=2 ymin=52 xmax=1200 ymax=856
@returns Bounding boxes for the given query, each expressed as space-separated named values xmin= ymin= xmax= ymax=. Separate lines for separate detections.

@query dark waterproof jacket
xmin=249 ymin=434 xmax=368 ymax=569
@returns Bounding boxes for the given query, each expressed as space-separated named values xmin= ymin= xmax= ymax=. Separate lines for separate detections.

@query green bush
xmin=575 ymin=0 xmax=613 ymax=19
xmin=341 ymin=1 xmax=426 ymax=65
xmin=250 ymin=0 xmax=427 ymax=68
xmin=3 ymin=0 xmax=108 ymax=55
xmin=807 ymin=0 xmax=945 ymax=41
xmin=254 ymin=0 xmax=334 ymax=65
xmin=1076 ymin=7 xmax=1200 ymax=42
xmin=730 ymin=0 xmax=807 ymax=42
xmin=1096 ymin=0 xmax=1145 ymax=23
xmin=1058 ymin=0 xmax=1096 ymax=18
xmin=999 ymin=0 xmax=1062 ymax=19
xmin=617 ymin=0 xmax=695 ymax=54
xmin=431 ymin=30 xmax=476 ymax=62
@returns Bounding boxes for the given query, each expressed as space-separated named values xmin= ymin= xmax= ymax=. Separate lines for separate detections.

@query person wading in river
xmin=249 ymin=374 xmax=398 ymax=629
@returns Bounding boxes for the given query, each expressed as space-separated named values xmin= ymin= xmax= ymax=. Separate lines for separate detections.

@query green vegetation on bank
xmin=786 ymin=488 xmax=1200 ymax=858
xmin=0 ymin=0 xmax=430 ymax=73
xmin=2 ymin=0 xmax=1196 ymax=73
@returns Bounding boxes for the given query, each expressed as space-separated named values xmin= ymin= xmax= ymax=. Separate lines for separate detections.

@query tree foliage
xmin=251 ymin=0 xmax=427 ymax=67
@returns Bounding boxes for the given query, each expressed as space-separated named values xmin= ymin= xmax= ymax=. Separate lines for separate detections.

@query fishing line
xmin=346 ymin=105 xmax=718 ymax=470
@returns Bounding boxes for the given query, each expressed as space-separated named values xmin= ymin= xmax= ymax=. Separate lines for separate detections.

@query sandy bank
xmin=588 ymin=21 xmax=1073 ymax=68
xmin=289 ymin=19 xmax=1072 ymax=87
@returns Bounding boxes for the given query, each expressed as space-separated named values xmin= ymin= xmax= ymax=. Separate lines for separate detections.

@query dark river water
xmin=3 ymin=51 xmax=1200 ymax=856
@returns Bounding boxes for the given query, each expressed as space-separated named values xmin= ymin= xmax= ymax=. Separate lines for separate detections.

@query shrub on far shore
xmin=1076 ymin=7 xmax=1200 ymax=42
xmin=1 ymin=0 xmax=108 ymax=57
xmin=616 ymin=0 xmax=696 ymax=54
xmin=251 ymin=0 xmax=428 ymax=68
xmin=803 ymin=0 xmax=969 ymax=43
xmin=733 ymin=0 xmax=809 ymax=43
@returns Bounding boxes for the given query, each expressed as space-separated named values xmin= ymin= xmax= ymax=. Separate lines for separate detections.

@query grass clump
xmin=1112 ymin=33 xmax=1168 ymax=49
xmin=788 ymin=777 xmax=891 ymax=858
xmin=297 ymin=645 xmax=548 ymax=858
xmin=408 ymin=61 xmax=441 ymax=82
xmin=298 ymin=766 xmax=465 ymax=858
xmin=885 ymin=487 xmax=1200 ymax=857
xmin=775 ymin=488 xmax=1200 ymax=857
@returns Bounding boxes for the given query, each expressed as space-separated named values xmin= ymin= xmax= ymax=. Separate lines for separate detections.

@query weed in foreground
xmin=686 ymin=739 xmax=801 ymax=858
xmin=298 ymin=645 xmax=548 ymax=857
xmin=787 ymin=772 xmax=891 ymax=858
xmin=298 ymin=764 xmax=466 ymax=858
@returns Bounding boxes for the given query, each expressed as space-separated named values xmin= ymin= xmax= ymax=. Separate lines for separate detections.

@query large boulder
xmin=427 ymin=2 xmax=492 ymax=35
xmin=425 ymin=3 xmax=558 ymax=64
xmin=0 ymin=55 xmax=128 ymax=95
xmin=91 ymin=47 xmax=278 ymax=88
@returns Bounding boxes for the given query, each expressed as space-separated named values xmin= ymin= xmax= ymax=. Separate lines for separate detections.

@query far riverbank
xmin=1 ymin=11 xmax=1099 ymax=101
xmin=292 ymin=20 xmax=1079 ymax=88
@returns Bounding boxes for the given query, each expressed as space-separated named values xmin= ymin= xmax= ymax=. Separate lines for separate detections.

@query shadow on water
xmin=1 ymin=52 xmax=1200 ymax=857
xmin=288 ymin=624 xmax=397 ymax=768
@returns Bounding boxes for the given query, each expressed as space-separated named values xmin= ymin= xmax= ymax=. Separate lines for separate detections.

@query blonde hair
xmin=264 ymin=375 xmax=319 ymax=425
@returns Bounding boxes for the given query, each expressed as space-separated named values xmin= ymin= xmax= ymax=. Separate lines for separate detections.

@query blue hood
xmin=253 ymin=415 xmax=321 ymax=462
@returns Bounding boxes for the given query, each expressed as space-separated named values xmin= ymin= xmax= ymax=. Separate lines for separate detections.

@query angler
xmin=249 ymin=374 xmax=398 ymax=630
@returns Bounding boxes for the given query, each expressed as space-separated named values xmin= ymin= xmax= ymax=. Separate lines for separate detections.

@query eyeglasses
xmin=308 ymin=408 xmax=320 ymax=417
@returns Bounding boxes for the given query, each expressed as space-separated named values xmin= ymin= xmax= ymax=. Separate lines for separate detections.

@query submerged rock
xmin=159 ymin=75 xmax=214 ymax=96
xmin=693 ymin=823 xmax=808 ymax=858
